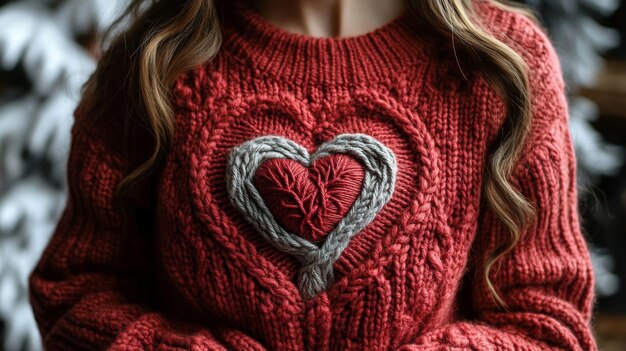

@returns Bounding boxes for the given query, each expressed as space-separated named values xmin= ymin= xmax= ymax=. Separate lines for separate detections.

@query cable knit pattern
xmin=226 ymin=133 xmax=397 ymax=300
xmin=28 ymin=0 xmax=598 ymax=350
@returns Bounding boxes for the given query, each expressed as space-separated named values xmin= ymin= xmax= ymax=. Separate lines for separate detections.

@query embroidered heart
xmin=226 ymin=133 xmax=397 ymax=300
xmin=254 ymin=154 xmax=365 ymax=243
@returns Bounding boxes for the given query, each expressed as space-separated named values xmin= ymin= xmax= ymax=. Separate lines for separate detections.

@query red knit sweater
xmin=29 ymin=0 xmax=598 ymax=350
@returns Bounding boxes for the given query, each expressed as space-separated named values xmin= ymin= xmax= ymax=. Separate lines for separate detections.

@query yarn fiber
xmin=254 ymin=154 xmax=364 ymax=243
xmin=27 ymin=0 xmax=599 ymax=350
xmin=226 ymin=134 xmax=397 ymax=300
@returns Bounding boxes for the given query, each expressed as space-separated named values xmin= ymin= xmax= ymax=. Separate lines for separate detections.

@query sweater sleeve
xmin=27 ymin=107 xmax=267 ymax=351
xmin=396 ymin=139 xmax=598 ymax=351
xmin=396 ymin=13 xmax=598 ymax=351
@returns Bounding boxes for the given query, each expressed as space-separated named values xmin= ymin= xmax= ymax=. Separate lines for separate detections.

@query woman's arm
xmin=28 ymin=106 xmax=266 ymax=351
xmin=397 ymin=140 xmax=597 ymax=350
xmin=397 ymin=13 xmax=597 ymax=351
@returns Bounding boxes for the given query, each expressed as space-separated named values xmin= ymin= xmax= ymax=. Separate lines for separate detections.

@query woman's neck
xmin=255 ymin=0 xmax=406 ymax=38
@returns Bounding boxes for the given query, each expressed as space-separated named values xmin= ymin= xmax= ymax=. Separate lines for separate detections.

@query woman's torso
xmin=150 ymin=1 xmax=514 ymax=349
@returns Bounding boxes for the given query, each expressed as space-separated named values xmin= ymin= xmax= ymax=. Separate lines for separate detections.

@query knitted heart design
xmin=226 ymin=133 xmax=397 ymax=300
xmin=254 ymin=154 xmax=365 ymax=243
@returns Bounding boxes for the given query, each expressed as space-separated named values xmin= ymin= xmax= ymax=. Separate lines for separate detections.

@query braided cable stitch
xmin=226 ymin=133 xmax=397 ymax=299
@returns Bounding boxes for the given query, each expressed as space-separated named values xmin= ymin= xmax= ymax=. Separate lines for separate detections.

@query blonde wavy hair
xmin=81 ymin=0 xmax=536 ymax=310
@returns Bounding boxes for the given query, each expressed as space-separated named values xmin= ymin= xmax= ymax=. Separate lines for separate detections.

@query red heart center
xmin=254 ymin=154 xmax=365 ymax=243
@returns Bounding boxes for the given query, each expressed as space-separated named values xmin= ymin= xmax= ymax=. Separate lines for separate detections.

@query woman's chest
xmin=152 ymin=84 xmax=489 ymax=350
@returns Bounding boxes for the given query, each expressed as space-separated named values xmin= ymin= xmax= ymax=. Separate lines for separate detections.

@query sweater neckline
xmin=220 ymin=0 xmax=432 ymax=86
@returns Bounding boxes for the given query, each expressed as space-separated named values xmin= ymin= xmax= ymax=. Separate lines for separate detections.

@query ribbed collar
xmin=219 ymin=0 xmax=432 ymax=86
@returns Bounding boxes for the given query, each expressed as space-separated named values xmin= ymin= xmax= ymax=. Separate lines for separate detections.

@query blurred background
xmin=0 ymin=0 xmax=625 ymax=350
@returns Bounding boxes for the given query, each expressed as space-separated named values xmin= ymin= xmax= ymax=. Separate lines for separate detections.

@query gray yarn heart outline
xmin=226 ymin=133 xmax=397 ymax=300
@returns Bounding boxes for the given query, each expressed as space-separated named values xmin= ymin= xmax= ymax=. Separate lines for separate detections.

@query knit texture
xmin=254 ymin=154 xmax=364 ymax=243
xmin=227 ymin=133 xmax=397 ymax=300
xmin=28 ymin=0 xmax=599 ymax=350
